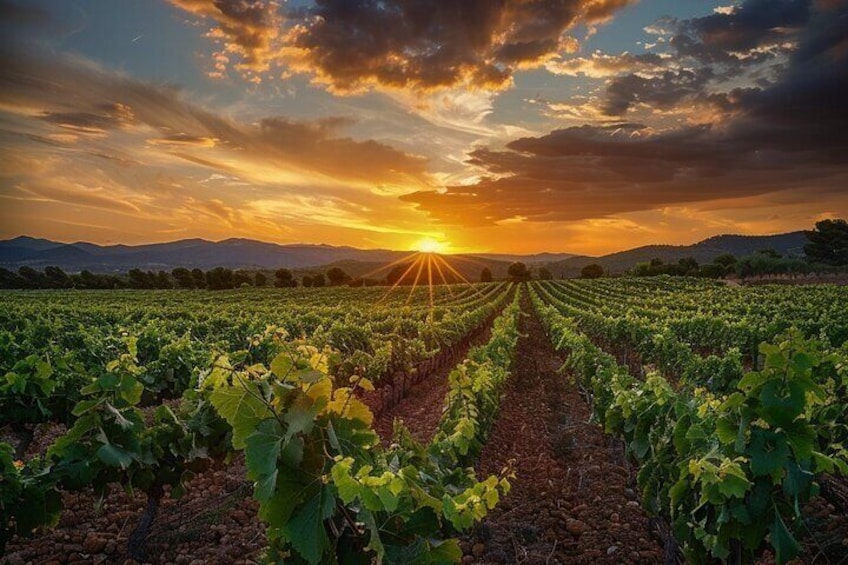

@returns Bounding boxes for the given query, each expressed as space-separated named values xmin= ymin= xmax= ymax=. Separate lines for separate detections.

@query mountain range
xmin=0 ymin=231 xmax=808 ymax=277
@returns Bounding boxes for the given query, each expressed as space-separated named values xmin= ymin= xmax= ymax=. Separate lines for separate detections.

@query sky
xmin=0 ymin=0 xmax=846 ymax=255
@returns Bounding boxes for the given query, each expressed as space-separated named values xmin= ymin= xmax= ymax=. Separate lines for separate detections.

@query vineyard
xmin=1 ymin=279 xmax=847 ymax=564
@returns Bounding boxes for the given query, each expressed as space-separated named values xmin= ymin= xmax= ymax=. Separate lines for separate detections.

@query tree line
xmin=0 ymin=265 xmax=362 ymax=290
xmin=631 ymin=220 xmax=848 ymax=279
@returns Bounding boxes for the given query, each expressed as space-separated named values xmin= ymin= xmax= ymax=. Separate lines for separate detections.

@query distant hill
xmin=0 ymin=231 xmax=809 ymax=276
xmin=473 ymin=252 xmax=575 ymax=264
xmin=0 ymin=237 xmax=412 ymax=272
xmin=545 ymin=231 xmax=808 ymax=275
xmin=0 ymin=236 xmax=516 ymax=277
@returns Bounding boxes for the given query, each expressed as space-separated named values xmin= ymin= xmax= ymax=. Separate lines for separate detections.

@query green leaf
xmin=270 ymin=353 xmax=293 ymax=379
xmin=749 ymin=430 xmax=789 ymax=478
xmin=119 ymin=374 xmax=144 ymax=405
xmin=331 ymin=459 xmax=360 ymax=503
xmin=281 ymin=487 xmax=335 ymax=564
xmin=784 ymin=421 xmax=816 ymax=461
xmin=245 ymin=420 xmax=283 ymax=502
xmin=770 ymin=511 xmax=801 ymax=564
xmin=96 ymin=443 xmax=133 ymax=469
xmin=259 ymin=473 xmax=307 ymax=531
xmin=738 ymin=370 xmax=767 ymax=391
xmin=790 ymin=352 xmax=814 ymax=374
xmin=760 ymin=381 xmax=805 ymax=427
xmin=717 ymin=473 xmax=750 ymax=499
xmin=428 ymin=539 xmax=463 ymax=564
xmin=715 ymin=419 xmax=736 ymax=445
xmin=360 ymin=508 xmax=386 ymax=561
xmin=210 ymin=380 xmax=273 ymax=449
xmin=284 ymin=391 xmax=318 ymax=442
xmin=71 ymin=399 xmax=101 ymax=416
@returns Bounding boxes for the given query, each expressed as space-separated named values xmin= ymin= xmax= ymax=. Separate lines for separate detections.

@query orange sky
xmin=1 ymin=0 xmax=846 ymax=256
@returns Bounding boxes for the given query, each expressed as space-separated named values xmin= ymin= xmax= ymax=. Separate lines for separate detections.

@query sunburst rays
xmin=369 ymin=251 xmax=483 ymax=309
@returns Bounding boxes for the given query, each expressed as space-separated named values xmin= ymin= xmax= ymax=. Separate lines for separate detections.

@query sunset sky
xmin=1 ymin=0 xmax=846 ymax=255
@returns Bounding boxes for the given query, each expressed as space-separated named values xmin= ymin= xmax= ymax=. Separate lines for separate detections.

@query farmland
xmin=2 ymin=279 xmax=848 ymax=564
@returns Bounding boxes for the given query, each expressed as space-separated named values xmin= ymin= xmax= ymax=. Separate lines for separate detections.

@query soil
xmin=3 ymin=455 xmax=265 ymax=565
xmin=373 ymin=320 xmax=495 ymax=445
xmin=461 ymin=295 xmax=666 ymax=564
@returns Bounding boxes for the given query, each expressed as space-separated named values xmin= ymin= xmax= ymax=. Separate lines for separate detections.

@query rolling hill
xmin=0 ymin=231 xmax=810 ymax=277
xmin=545 ymin=231 xmax=808 ymax=275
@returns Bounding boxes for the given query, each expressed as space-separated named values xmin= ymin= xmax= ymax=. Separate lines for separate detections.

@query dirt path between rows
xmin=462 ymin=292 xmax=664 ymax=564
xmin=374 ymin=315 xmax=496 ymax=445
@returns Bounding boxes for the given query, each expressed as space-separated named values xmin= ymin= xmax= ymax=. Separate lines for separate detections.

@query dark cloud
xmin=403 ymin=0 xmax=848 ymax=225
xmin=602 ymin=67 xmax=714 ymax=115
xmin=283 ymin=0 xmax=636 ymax=92
xmin=164 ymin=0 xmax=634 ymax=91
xmin=669 ymin=0 xmax=810 ymax=65
xmin=583 ymin=0 xmax=825 ymax=118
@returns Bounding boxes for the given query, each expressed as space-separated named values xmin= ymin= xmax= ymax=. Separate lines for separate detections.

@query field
xmin=2 ymin=279 xmax=848 ymax=565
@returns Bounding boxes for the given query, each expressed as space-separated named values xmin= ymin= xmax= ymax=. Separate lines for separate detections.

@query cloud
xmin=403 ymin=1 xmax=848 ymax=226
xmin=147 ymin=134 xmax=218 ymax=147
xmin=0 ymin=47 xmax=429 ymax=187
xmin=168 ymin=0 xmax=636 ymax=92
xmin=40 ymin=103 xmax=137 ymax=135
xmin=549 ymin=0 xmax=827 ymax=121
xmin=0 ymin=44 xmax=444 ymax=248
xmin=167 ymin=0 xmax=284 ymax=80
xmin=602 ymin=67 xmax=714 ymax=115
xmin=667 ymin=0 xmax=810 ymax=66
xmin=282 ymin=0 xmax=635 ymax=92
xmin=546 ymin=51 xmax=668 ymax=78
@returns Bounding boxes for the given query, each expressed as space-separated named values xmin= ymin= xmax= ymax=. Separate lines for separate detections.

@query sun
xmin=415 ymin=238 xmax=446 ymax=253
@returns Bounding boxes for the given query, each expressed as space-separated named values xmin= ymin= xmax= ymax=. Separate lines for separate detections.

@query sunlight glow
xmin=415 ymin=238 xmax=446 ymax=253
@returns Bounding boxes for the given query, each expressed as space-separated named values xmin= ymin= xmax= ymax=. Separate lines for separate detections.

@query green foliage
xmin=804 ymin=219 xmax=848 ymax=266
xmin=531 ymin=281 xmax=848 ymax=564
xmin=580 ymin=263 xmax=604 ymax=279
xmin=205 ymin=312 xmax=518 ymax=564
xmin=0 ymin=443 xmax=62 ymax=553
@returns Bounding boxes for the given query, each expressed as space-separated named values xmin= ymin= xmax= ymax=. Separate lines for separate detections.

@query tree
xmin=254 ymin=272 xmax=268 ymax=287
xmin=507 ymin=262 xmax=530 ymax=281
xmin=233 ymin=270 xmax=253 ymax=287
xmin=206 ymin=267 xmax=234 ymax=290
xmin=274 ymin=268 xmax=296 ymax=288
xmin=0 ymin=268 xmax=24 ymax=289
xmin=302 ymin=275 xmax=313 ymax=288
xmin=312 ymin=273 xmax=326 ymax=288
xmin=44 ymin=266 xmax=72 ymax=288
xmin=581 ymin=263 xmax=604 ymax=279
xmin=756 ymin=248 xmax=782 ymax=259
xmin=191 ymin=268 xmax=207 ymax=289
xmin=155 ymin=271 xmax=173 ymax=289
xmin=171 ymin=268 xmax=194 ymax=289
xmin=537 ymin=267 xmax=553 ymax=280
xmin=713 ymin=253 xmax=736 ymax=275
xmin=326 ymin=267 xmax=350 ymax=286
xmin=805 ymin=218 xmax=848 ymax=266
xmin=18 ymin=266 xmax=45 ymax=289
xmin=633 ymin=262 xmax=652 ymax=277
xmin=128 ymin=269 xmax=153 ymax=289
xmin=714 ymin=254 xmax=737 ymax=268
xmin=480 ymin=267 xmax=493 ymax=283
xmin=677 ymin=257 xmax=699 ymax=275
